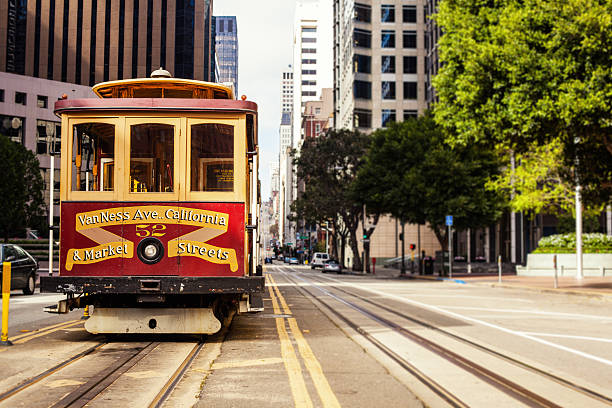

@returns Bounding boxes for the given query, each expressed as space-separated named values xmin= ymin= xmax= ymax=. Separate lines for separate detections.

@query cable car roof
xmin=92 ymin=78 xmax=234 ymax=100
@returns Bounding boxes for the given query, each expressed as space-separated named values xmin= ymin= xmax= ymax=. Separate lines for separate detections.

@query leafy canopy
xmin=434 ymin=0 xmax=612 ymax=205
xmin=0 ymin=135 xmax=46 ymax=241
xmin=354 ymin=116 xmax=504 ymax=246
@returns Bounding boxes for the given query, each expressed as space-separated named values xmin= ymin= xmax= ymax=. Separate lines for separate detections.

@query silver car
xmin=322 ymin=260 xmax=342 ymax=273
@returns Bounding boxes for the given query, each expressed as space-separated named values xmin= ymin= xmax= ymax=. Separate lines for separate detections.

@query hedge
xmin=534 ymin=233 xmax=612 ymax=254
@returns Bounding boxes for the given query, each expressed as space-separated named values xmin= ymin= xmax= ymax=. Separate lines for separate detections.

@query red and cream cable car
xmin=41 ymin=70 xmax=264 ymax=334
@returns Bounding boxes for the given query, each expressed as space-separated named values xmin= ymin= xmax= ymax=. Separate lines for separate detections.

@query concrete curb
xmin=466 ymin=280 xmax=612 ymax=302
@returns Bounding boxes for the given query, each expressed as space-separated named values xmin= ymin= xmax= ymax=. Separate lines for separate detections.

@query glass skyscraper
xmin=214 ymin=16 xmax=238 ymax=93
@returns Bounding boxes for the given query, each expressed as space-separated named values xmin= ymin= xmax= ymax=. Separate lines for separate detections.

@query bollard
xmin=497 ymin=255 xmax=502 ymax=283
xmin=553 ymin=254 xmax=558 ymax=289
xmin=82 ymin=304 xmax=90 ymax=320
xmin=1 ymin=262 xmax=13 ymax=346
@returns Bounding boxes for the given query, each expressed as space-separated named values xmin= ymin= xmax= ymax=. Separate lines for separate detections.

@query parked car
xmin=310 ymin=252 xmax=330 ymax=269
xmin=0 ymin=244 xmax=38 ymax=295
xmin=289 ymin=257 xmax=299 ymax=265
xmin=284 ymin=256 xmax=290 ymax=263
xmin=322 ymin=260 xmax=342 ymax=274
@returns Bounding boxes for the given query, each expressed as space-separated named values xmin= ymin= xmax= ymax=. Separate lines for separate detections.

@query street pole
xmin=363 ymin=204 xmax=366 ymax=274
xmin=48 ymin=154 xmax=54 ymax=277
xmin=417 ymin=224 xmax=421 ymax=274
xmin=449 ymin=226 xmax=453 ymax=278
xmin=576 ymin=182 xmax=583 ymax=280
xmin=467 ymin=228 xmax=471 ymax=274
xmin=401 ymin=222 xmax=405 ymax=275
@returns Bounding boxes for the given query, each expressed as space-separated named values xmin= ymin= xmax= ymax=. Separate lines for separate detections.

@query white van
xmin=310 ymin=252 xmax=330 ymax=269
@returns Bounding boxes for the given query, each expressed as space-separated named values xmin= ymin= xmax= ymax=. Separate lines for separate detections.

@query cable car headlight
xmin=137 ymin=238 xmax=164 ymax=264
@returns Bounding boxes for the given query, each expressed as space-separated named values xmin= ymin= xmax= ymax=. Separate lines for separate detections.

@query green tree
xmin=354 ymin=116 xmax=504 ymax=248
xmin=291 ymin=129 xmax=373 ymax=270
xmin=486 ymin=140 xmax=576 ymax=215
xmin=433 ymin=0 xmax=612 ymax=205
xmin=0 ymin=135 xmax=46 ymax=241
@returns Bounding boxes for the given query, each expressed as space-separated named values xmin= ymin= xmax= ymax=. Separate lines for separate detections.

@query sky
xmin=213 ymin=0 xmax=297 ymax=201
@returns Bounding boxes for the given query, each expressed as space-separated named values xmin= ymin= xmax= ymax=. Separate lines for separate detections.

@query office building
xmin=1 ymin=0 xmax=215 ymax=84
xmin=214 ymin=16 xmax=238 ymax=92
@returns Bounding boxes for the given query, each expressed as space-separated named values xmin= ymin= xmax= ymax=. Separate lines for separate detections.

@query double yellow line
xmin=266 ymin=273 xmax=341 ymax=408
xmin=7 ymin=319 xmax=84 ymax=345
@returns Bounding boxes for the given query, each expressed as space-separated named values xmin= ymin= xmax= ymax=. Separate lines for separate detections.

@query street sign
xmin=445 ymin=215 xmax=453 ymax=226
xmin=287 ymin=242 xmax=293 ymax=246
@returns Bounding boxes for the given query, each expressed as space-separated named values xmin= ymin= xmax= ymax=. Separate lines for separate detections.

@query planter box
xmin=516 ymin=253 xmax=612 ymax=277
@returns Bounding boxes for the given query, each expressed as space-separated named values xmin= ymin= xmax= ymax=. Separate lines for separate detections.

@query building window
xmin=381 ymin=5 xmax=395 ymax=22
xmin=37 ymin=95 xmax=48 ymax=109
xmin=382 ymin=110 xmax=396 ymax=127
xmin=381 ymin=30 xmax=395 ymax=48
xmin=302 ymin=80 xmax=317 ymax=86
xmin=403 ymin=5 xmax=417 ymax=23
xmin=15 ymin=92 xmax=27 ymax=105
xmin=302 ymin=37 xmax=316 ymax=43
xmin=302 ymin=91 xmax=317 ymax=96
xmin=403 ymin=30 xmax=417 ymax=48
xmin=37 ymin=120 xmax=61 ymax=155
xmin=354 ymin=109 xmax=372 ymax=128
xmin=382 ymin=81 xmax=396 ymax=99
xmin=404 ymin=82 xmax=418 ymax=99
xmin=302 ymin=48 xmax=316 ymax=54
xmin=404 ymin=110 xmax=418 ymax=120
xmin=302 ymin=69 xmax=317 ymax=75
xmin=354 ymin=81 xmax=372 ymax=99
xmin=381 ymin=56 xmax=395 ymax=74
xmin=354 ymin=3 xmax=371 ymax=23
xmin=403 ymin=56 xmax=417 ymax=74
xmin=302 ymin=59 xmax=316 ymax=64
xmin=0 ymin=115 xmax=24 ymax=144
xmin=354 ymin=29 xmax=371 ymax=48
xmin=0 ymin=89 xmax=4 ymax=102
xmin=302 ymin=27 xmax=316 ymax=33
xmin=354 ymin=54 xmax=371 ymax=73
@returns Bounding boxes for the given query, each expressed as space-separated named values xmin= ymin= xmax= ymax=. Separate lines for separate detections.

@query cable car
xmin=41 ymin=69 xmax=264 ymax=334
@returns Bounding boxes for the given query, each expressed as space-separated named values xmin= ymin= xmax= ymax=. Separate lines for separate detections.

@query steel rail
xmin=148 ymin=341 xmax=205 ymax=408
xmin=0 ymin=341 xmax=107 ymax=403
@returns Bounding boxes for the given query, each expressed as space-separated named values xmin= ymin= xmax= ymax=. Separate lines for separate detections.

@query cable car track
xmin=0 ymin=339 xmax=205 ymax=407
xmin=277 ymin=267 xmax=609 ymax=407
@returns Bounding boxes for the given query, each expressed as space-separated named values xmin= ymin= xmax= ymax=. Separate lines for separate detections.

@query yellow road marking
xmin=13 ymin=320 xmax=84 ymax=344
xmin=9 ymin=319 xmax=80 ymax=342
xmin=212 ymin=357 xmax=284 ymax=370
xmin=0 ymin=348 xmax=6 ymax=352
xmin=268 ymin=274 xmax=342 ymax=408
xmin=267 ymin=275 xmax=313 ymax=408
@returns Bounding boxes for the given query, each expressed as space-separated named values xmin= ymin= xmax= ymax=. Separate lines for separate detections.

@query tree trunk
xmin=349 ymin=228 xmax=362 ymax=271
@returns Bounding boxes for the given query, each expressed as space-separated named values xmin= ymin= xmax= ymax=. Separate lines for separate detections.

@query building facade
xmin=334 ymin=0 xmax=426 ymax=131
xmin=0 ymin=0 xmax=215 ymax=84
xmin=292 ymin=0 xmax=333 ymax=151
xmin=214 ymin=16 xmax=238 ymax=92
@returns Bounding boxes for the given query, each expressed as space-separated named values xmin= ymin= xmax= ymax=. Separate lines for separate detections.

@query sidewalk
xmin=365 ymin=266 xmax=612 ymax=300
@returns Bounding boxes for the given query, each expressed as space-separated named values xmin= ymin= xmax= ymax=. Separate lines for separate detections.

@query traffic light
xmin=363 ymin=233 xmax=368 ymax=239
xmin=409 ymin=244 xmax=416 ymax=250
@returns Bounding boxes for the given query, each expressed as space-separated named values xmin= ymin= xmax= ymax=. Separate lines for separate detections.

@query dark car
xmin=264 ymin=257 xmax=272 ymax=264
xmin=0 ymin=244 xmax=38 ymax=295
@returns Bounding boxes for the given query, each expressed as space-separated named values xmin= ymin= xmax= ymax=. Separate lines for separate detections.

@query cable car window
xmin=191 ymin=124 xmax=234 ymax=192
xmin=130 ymin=124 xmax=175 ymax=193
xmin=72 ymin=123 xmax=115 ymax=192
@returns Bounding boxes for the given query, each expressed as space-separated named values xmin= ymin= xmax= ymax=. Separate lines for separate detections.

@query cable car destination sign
xmin=66 ymin=205 xmax=239 ymax=272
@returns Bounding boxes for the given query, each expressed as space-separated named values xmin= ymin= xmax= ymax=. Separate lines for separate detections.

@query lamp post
xmin=48 ymin=152 xmax=55 ymax=277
